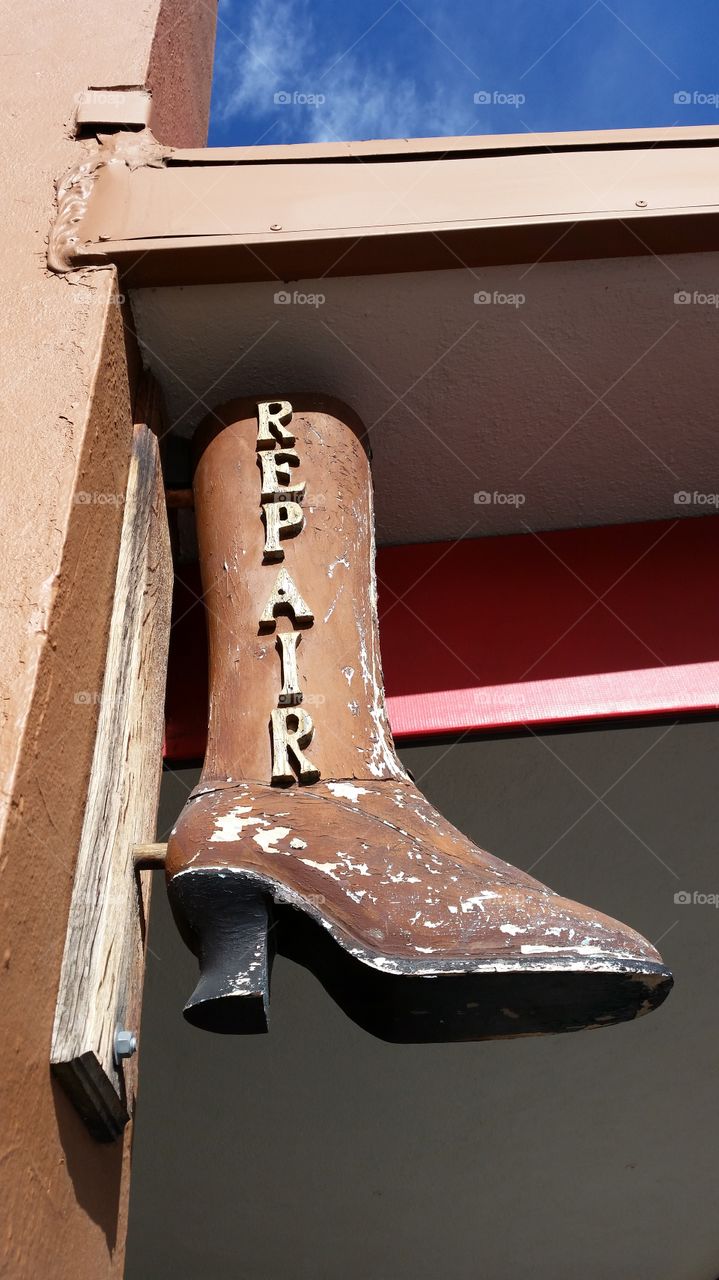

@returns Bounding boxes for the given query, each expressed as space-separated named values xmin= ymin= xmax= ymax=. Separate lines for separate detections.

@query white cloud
xmin=213 ymin=0 xmax=315 ymax=123
xmin=305 ymin=65 xmax=458 ymax=142
xmin=213 ymin=0 xmax=474 ymax=142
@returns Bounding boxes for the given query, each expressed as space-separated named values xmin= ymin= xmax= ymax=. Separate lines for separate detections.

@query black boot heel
xmin=168 ymin=871 xmax=274 ymax=1034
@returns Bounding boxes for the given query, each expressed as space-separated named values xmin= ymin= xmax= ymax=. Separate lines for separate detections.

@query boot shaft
xmin=193 ymin=394 xmax=406 ymax=786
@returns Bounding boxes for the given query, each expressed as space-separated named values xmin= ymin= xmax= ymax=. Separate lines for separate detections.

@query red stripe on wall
xmin=164 ymin=515 xmax=719 ymax=761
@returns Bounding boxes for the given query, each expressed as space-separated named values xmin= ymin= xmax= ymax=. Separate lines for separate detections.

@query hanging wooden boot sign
xmin=166 ymin=395 xmax=673 ymax=1042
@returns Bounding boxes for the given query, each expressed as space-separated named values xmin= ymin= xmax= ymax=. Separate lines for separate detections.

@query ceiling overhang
xmin=50 ymin=125 xmax=719 ymax=545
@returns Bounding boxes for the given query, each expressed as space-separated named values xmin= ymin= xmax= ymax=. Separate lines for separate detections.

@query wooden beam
xmin=133 ymin=842 xmax=168 ymax=869
xmin=51 ymin=422 xmax=173 ymax=1141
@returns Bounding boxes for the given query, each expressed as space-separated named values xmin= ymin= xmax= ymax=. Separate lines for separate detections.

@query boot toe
xmin=460 ymin=885 xmax=665 ymax=973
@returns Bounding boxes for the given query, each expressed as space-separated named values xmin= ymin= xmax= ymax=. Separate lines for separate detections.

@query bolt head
xmin=114 ymin=1027 xmax=137 ymax=1061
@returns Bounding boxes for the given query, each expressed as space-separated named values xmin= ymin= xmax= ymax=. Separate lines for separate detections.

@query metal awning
xmin=55 ymin=125 xmax=719 ymax=286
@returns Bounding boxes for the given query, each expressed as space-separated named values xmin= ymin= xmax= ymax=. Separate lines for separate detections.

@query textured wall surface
xmin=0 ymin=3 xmax=215 ymax=1276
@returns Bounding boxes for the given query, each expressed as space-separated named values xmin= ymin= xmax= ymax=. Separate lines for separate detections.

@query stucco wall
xmin=0 ymin=3 xmax=215 ymax=1275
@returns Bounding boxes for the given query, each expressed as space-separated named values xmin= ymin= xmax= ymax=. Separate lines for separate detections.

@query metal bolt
xmin=635 ymin=199 xmax=647 ymax=208
xmin=114 ymin=1026 xmax=137 ymax=1063
xmin=270 ymin=223 xmax=283 ymax=231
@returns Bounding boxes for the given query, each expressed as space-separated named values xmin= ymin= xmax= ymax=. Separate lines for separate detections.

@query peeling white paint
xmin=335 ymin=850 xmax=371 ymax=876
xmin=521 ymin=943 xmax=610 ymax=956
xmin=354 ymin=578 xmax=403 ymax=777
xmin=460 ymin=892 xmax=500 ymax=912
xmin=210 ymin=808 xmax=265 ymax=841
xmin=328 ymin=555 xmax=350 ymax=578
xmin=367 ymin=956 xmax=402 ymax=972
xmin=299 ymin=858 xmax=341 ymax=880
xmin=414 ymin=809 xmax=441 ymax=829
xmin=253 ymin=826 xmax=291 ymax=853
xmin=323 ymin=583 xmax=344 ymax=622
xmin=326 ymin=781 xmax=369 ymax=803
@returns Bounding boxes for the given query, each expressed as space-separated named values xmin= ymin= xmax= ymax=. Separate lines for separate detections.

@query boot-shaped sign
xmin=166 ymin=395 xmax=672 ymax=1042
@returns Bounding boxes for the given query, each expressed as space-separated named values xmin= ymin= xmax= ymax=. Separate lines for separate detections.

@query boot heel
xmin=169 ymin=871 xmax=273 ymax=1034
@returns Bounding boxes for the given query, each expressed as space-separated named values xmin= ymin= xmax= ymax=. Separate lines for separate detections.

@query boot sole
xmin=168 ymin=867 xmax=673 ymax=1042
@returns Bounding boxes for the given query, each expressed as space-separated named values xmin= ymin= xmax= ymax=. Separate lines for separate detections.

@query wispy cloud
xmin=212 ymin=0 xmax=473 ymax=142
xmin=210 ymin=0 xmax=718 ymax=147
xmin=305 ymin=65 xmax=457 ymax=143
xmin=213 ymin=0 xmax=315 ymax=124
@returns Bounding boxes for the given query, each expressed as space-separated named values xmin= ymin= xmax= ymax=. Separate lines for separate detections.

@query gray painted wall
xmin=125 ymin=721 xmax=718 ymax=1279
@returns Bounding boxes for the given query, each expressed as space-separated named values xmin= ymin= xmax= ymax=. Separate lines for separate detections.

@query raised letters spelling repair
xmin=256 ymin=400 xmax=320 ymax=784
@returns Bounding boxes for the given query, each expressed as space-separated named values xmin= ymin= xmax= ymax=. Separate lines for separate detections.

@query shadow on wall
xmin=52 ymin=1077 xmax=124 ymax=1255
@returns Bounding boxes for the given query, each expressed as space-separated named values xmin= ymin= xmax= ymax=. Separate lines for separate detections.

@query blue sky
xmin=209 ymin=0 xmax=719 ymax=146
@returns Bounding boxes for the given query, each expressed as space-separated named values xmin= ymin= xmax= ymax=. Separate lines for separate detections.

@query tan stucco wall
xmin=0 ymin=3 xmax=215 ymax=1275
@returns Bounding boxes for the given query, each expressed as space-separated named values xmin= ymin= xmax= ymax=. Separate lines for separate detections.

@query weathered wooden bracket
xmin=51 ymin=422 xmax=173 ymax=1142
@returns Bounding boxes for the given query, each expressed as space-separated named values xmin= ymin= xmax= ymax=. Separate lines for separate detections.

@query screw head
xmin=114 ymin=1026 xmax=137 ymax=1062
xmin=270 ymin=223 xmax=283 ymax=231
xmin=635 ymin=199 xmax=648 ymax=208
